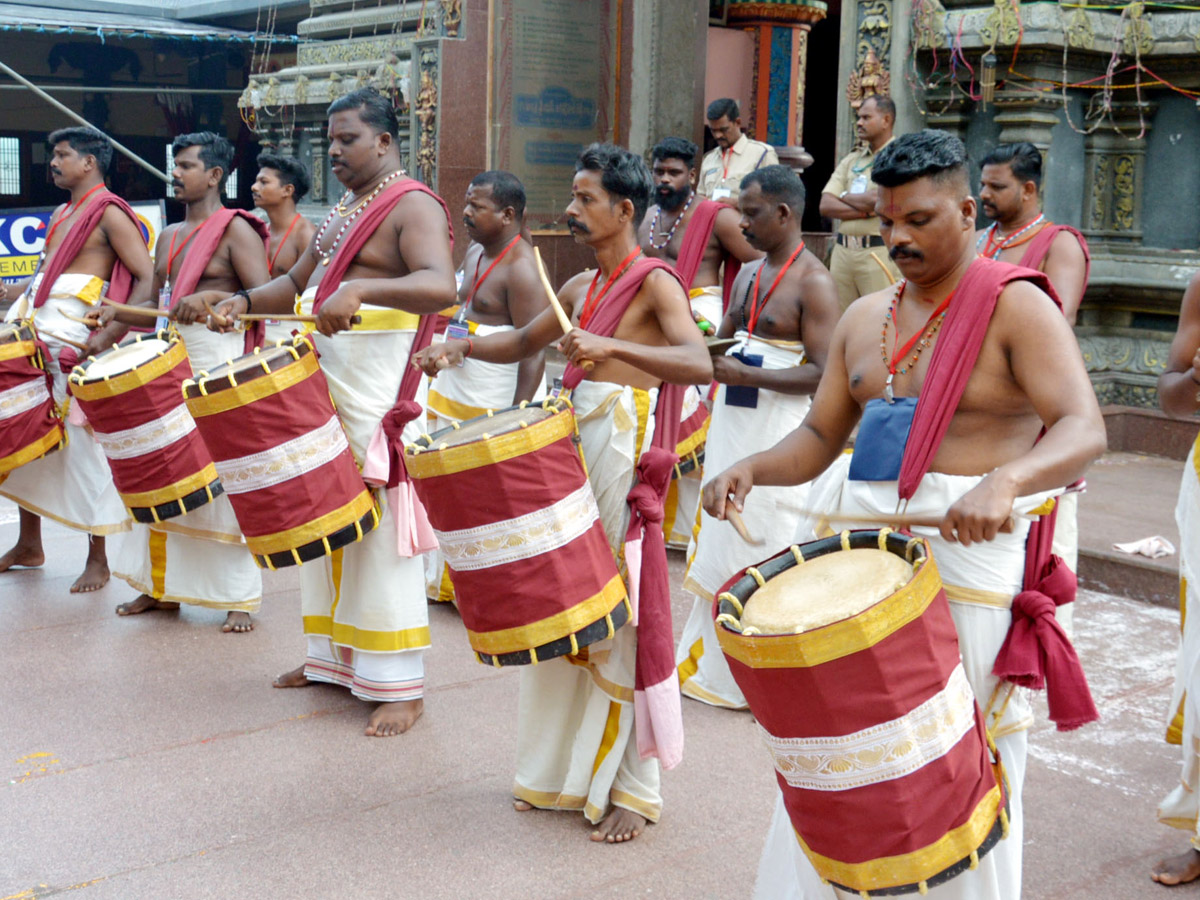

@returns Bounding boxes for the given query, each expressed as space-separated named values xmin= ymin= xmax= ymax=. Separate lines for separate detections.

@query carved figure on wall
xmin=1067 ymin=8 xmax=1094 ymax=49
xmin=295 ymin=74 xmax=309 ymax=106
xmin=415 ymin=66 xmax=438 ymax=184
xmin=264 ymin=75 xmax=281 ymax=108
xmin=856 ymin=0 xmax=892 ymax=67
xmin=912 ymin=0 xmax=946 ymax=49
xmin=441 ymin=0 xmax=463 ymax=37
xmin=1113 ymin=155 xmax=1136 ymax=231
xmin=847 ymin=48 xmax=891 ymax=109
xmin=980 ymin=0 xmax=1021 ymax=46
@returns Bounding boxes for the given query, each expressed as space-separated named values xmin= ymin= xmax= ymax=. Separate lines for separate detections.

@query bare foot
xmin=115 ymin=594 xmax=180 ymax=616
xmin=1151 ymin=848 xmax=1200 ymax=885
xmin=364 ymin=698 xmax=423 ymax=737
xmin=513 ymin=799 xmax=533 ymax=811
xmin=71 ymin=557 xmax=110 ymax=593
xmin=222 ymin=611 xmax=254 ymax=633
xmin=272 ymin=665 xmax=313 ymax=689
xmin=590 ymin=808 xmax=647 ymax=844
xmin=0 ymin=542 xmax=44 ymax=572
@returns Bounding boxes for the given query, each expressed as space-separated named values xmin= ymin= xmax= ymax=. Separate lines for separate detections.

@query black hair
xmin=469 ymin=170 xmax=527 ymax=219
xmin=576 ymin=143 xmax=653 ymax=228
xmin=862 ymin=94 xmax=897 ymax=121
xmin=171 ymin=131 xmax=235 ymax=187
xmin=256 ymin=152 xmax=311 ymax=201
xmin=48 ymin=126 xmax=113 ymax=175
xmin=741 ymin=164 xmax=806 ymax=212
xmin=706 ymin=98 xmax=740 ymax=122
xmin=650 ymin=137 xmax=699 ymax=169
xmin=980 ymin=141 xmax=1043 ymax=189
xmin=872 ymin=130 xmax=969 ymax=192
xmin=327 ymin=87 xmax=399 ymax=139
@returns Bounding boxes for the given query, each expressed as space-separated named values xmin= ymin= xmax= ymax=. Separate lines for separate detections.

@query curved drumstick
xmin=37 ymin=330 xmax=88 ymax=352
xmin=202 ymin=297 xmax=229 ymax=328
xmin=724 ymin=504 xmax=765 ymax=546
xmin=869 ymin=251 xmax=897 ymax=286
xmin=58 ymin=310 xmax=99 ymax=328
xmin=533 ymin=246 xmax=594 ymax=372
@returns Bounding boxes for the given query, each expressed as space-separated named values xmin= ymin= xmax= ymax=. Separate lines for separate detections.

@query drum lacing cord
xmin=982 ymin=681 xmax=1018 ymax=746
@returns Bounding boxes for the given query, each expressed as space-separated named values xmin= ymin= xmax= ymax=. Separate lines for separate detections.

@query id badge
xmin=724 ymin=350 xmax=763 ymax=408
xmin=445 ymin=321 xmax=469 ymax=366
xmin=848 ymin=397 xmax=918 ymax=481
xmin=712 ymin=187 xmax=732 ymax=202
xmin=156 ymin=287 xmax=171 ymax=333
xmin=850 ymin=174 xmax=869 ymax=195
xmin=548 ymin=376 xmax=565 ymax=400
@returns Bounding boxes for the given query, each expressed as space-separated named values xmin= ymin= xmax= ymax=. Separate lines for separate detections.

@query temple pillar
xmin=726 ymin=1 xmax=826 ymax=160
xmin=1083 ymin=101 xmax=1156 ymax=245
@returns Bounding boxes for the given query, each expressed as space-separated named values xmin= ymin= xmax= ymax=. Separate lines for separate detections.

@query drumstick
xmin=202 ymin=297 xmax=229 ymax=328
xmin=534 ymin=246 xmax=594 ymax=372
xmin=37 ymin=330 xmax=88 ymax=352
xmin=238 ymin=313 xmax=363 ymax=324
xmin=869 ymin=251 xmax=897 ymax=285
xmin=100 ymin=297 xmax=162 ymax=318
xmin=59 ymin=310 xmax=99 ymax=328
xmin=800 ymin=507 xmax=1016 ymax=533
xmin=724 ymin=505 xmax=765 ymax=546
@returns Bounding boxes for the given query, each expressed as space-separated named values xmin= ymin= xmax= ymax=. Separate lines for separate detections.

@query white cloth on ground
xmin=676 ymin=332 xmax=810 ymax=709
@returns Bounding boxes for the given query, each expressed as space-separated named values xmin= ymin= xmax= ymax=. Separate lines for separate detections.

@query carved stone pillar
xmin=1083 ymin=102 xmax=1155 ymax=244
xmin=925 ymin=99 xmax=969 ymax=146
xmin=412 ymin=43 xmax=440 ymax=188
xmin=304 ymin=126 xmax=328 ymax=205
xmin=992 ymin=93 xmax=1061 ymax=154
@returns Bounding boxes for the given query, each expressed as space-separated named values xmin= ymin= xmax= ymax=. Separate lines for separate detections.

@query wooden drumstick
xmin=58 ymin=310 xmax=99 ymax=328
xmin=869 ymin=251 xmax=898 ymax=286
xmin=724 ymin=504 xmax=765 ymax=546
xmin=799 ymin=507 xmax=1016 ymax=533
xmin=534 ymin=246 xmax=594 ymax=372
xmin=100 ymin=296 xmax=162 ymax=318
xmin=238 ymin=313 xmax=363 ymax=324
xmin=202 ymin=297 xmax=229 ymax=328
xmin=37 ymin=330 xmax=89 ymax=352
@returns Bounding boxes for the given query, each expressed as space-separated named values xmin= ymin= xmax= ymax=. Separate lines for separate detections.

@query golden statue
xmin=846 ymin=48 xmax=891 ymax=109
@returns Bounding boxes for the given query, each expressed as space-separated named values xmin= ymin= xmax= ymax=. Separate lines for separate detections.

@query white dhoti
xmin=1 ymin=273 xmax=130 ymax=536
xmin=1159 ymin=435 xmax=1200 ymax=842
xmin=754 ymin=470 xmax=1053 ymax=900
xmin=676 ymin=333 xmax=811 ymax=709
xmin=512 ymin=379 xmax=662 ymax=825
xmin=295 ymin=288 xmax=429 ymax=702
xmin=423 ymin=323 xmax=545 ymax=602
xmin=111 ymin=321 xmax=262 ymax=612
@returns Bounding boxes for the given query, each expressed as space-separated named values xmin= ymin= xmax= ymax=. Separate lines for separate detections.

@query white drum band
xmin=0 ymin=378 xmax=51 ymax=422
xmin=92 ymin=402 xmax=197 ymax=460
xmin=214 ymin=415 xmax=349 ymax=495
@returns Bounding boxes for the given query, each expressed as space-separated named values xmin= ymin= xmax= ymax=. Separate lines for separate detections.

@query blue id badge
xmin=724 ymin=350 xmax=763 ymax=408
xmin=156 ymin=287 xmax=171 ymax=333
xmin=848 ymin=396 xmax=918 ymax=481
xmin=444 ymin=320 xmax=469 ymax=366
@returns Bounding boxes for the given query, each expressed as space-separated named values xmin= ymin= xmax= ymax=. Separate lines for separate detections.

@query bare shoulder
xmin=643 ymin=266 xmax=688 ymax=302
xmin=394 ymin=187 xmax=448 ymax=225
xmin=1049 ymin=228 xmax=1087 ymax=260
xmin=558 ymin=267 xmax=594 ymax=303
xmin=993 ymin=278 xmax=1067 ymax=337
xmin=796 ymin=251 xmax=834 ymax=284
xmin=225 ymin=214 xmax=263 ymax=240
xmin=846 ymin=283 xmax=895 ymax=317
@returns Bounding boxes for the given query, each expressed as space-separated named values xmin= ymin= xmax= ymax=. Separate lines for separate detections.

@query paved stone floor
xmin=0 ymin=494 xmax=1195 ymax=899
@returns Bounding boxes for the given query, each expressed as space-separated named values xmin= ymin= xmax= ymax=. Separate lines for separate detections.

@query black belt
xmin=836 ymin=233 xmax=886 ymax=249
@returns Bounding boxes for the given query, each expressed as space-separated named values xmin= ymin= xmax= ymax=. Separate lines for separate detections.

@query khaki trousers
xmin=830 ymin=242 xmax=899 ymax=311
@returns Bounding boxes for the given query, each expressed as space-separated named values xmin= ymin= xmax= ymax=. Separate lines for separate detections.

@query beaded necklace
xmin=977 ymin=214 xmax=1046 ymax=259
xmin=879 ymin=280 xmax=954 ymax=403
xmin=315 ymin=170 xmax=404 ymax=266
xmin=648 ymin=190 xmax=695 ymax=250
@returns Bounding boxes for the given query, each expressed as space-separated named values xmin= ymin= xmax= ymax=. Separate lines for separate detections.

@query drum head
xmin=426 ymin=404 xmax=558 ymax=448
xmin=84 ymin=338 xmax=171 ymax=380
xmin=741 ymin=548 xmax=913 ymax=635
xmin=189 ymin=338 xmax=311 ymax=397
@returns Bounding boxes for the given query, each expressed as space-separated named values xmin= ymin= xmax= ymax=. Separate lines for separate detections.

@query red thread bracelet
xmin=463 ymin=337 xmax=473 ymax=358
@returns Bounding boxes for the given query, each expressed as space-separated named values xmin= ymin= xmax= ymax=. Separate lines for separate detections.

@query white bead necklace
xmin=649 ymin=190 xmax=695 ymax=250
xmin=316 ymin=170 xmax=404 ymax=266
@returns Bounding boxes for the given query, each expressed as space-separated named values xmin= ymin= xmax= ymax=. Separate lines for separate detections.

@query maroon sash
xmin=896 ymin=256 xmax=1098 ymax=731
xmin=673 ymin=198 xmax=741 ymax=314
xmin=168 ymin=208 xmax=268 ymax=304
xmin=563 ymin=255 xmax=687 ymax=768
xmin=1018 ymin=223 xmax=1090 ymax=310
xmin=34 ymin=192 xmax=142 ymax=308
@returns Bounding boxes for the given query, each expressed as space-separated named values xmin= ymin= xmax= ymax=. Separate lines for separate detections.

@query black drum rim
xmin=253 ymin=502 xmax=379 ymax=569
xmin=475 ymin=595 xmax=630 ymax=667
xmin=128 ymin=477 xmax=224 ymax=523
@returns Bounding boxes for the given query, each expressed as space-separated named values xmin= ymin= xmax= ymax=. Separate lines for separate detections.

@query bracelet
xmin=233 ymin=288 xmax=252 ymax=314
xmin=463 ymin=337 xmax=473 ymax=358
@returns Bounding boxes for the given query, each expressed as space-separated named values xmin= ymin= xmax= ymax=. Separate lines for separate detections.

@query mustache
xmin=463 ymin=217 xmax=475 ymax=230
xmin=566 ymin=216 xmax=590 ymax=235
xmin=49 ymin=167 xmax=62 ymax=176
xmin=172 ymin=179 xmax=184 ymax=190
xmin=890 ymin=247 xmax=923 ymax=262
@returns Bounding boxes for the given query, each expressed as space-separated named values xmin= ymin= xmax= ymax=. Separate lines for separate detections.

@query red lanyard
xmin=887 ymin=281 xmax=954 ymax=376
xmin=579 ymin=247 xmax=642 ymax=329
xmin=745 ymin=241 xmax=805 ymax=335
xmin=465 ymin=234 xmax=522 ymax=308
xmin=721 ymin=148 xmax=733 ymax=179
xmin=166 ymin=216 xmax=219 ymax=286
xmin=268 ymin=213 xmax=302 ymax=272
xmin=43 ymin=183 xmax=106 ymax=251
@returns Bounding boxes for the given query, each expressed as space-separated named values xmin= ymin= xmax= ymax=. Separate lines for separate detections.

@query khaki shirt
xmin=822 ymin=138 xmax=894 ymax=237
xmin=698 ymin=134 xmax=779 ymax=203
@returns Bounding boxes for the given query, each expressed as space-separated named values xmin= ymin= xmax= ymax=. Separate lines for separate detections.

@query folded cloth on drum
xmin=561 ymin=256 xmax=687 ymax=770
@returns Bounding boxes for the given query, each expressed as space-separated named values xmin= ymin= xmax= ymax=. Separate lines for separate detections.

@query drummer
xmin=414 ymin=143 xmax=711 ymax=843
xmin=201 ymin=87 xmax=458 ymax=737
xmin=703 ymin=130 xmax=1106 ymax=897
xmin=95 ymin=131 xmax=271 ymax=634
xmin=676 ymin=165 xmax=839 ymax=710
xmin=0 ymin=126 xmax=154 ymax=593
xmin=425 ymin=170 xmax=548 ymax=603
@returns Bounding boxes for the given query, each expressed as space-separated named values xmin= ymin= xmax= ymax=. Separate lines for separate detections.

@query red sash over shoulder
xmin=897 ymin=256 xmax=1098 ymax=731
xmin=1019 ymin=224 xmax=1090 ymax=293
xmin=673 ymin=198 xmax=741 ymax=314
xmin=563 ymin=255 xmax=687 ymax=769
xmin=34 ymin=192 xmax=142 ymax=308
xmin=169 ymin=208 xmax=268 ymax=305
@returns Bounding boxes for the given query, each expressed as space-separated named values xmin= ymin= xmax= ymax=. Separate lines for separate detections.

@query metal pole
xmin=0 ymin=83 xmax=243 ymax=96
xmin=0 ymin=58 xmax=171 ymax=184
